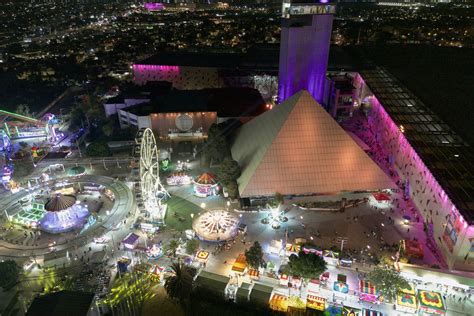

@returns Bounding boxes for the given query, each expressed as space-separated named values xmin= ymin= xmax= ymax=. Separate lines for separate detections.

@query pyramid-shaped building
xmin=231 ymin=91 xmax=396 ymax=198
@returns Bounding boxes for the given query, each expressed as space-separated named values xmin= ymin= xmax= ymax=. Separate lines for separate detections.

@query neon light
xmin=144 ymin=3 xmax=165 ymax=11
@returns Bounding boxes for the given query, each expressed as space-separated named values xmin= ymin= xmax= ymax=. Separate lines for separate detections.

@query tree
xmin=86 ymin=141 xmax=111 ymax=157
xmin=0 ymin=260 xmax=19 ymax=290
xmin=217 ymin=157 xmax=241 ymax=186
xmin=286 ymin=251 xmax=327 ymax=280
xmin=164 ymin=262 xmax=196 ymax=304
xmin=102 ymin=119 xmax=115 ymax=137
xmin=225 ymin=180 xmax=239 ymax=199
xmin=167 ymin=239 xmax=180 ymax=257
xmin=69 ymin=106 xmax=86 ymax=129
xmin=13 ymin=157 xmax=34 ymax=180
xmin=205 ymin=124 xmax=228 ymax=164
xmin=186 ymin=239 xmax=200 ymax=255
xmin=245 ymin=241 xmax=264 ymax=269
xmin=275 ymin=192 xmax=284 ymax=205
xmin=367 ymin=267 xmax=410 ymax=302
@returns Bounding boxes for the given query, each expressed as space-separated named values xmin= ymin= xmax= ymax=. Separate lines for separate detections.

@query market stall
xmin=306 ymin=294 xmax=326 ymax=311
xmin=333 ymin=274 xmax=349 ymax=294
xmin=362 ymin=310 xmax=384 ymax=316
xmin=403 ymin=239 xmax=424 ymax=259
xmin=231 ymin=254 xmax=247 ymax=273
xmin=286 ymin=243 xmax=301 ymax=255
xmin=417 ymin=290 xmax=446 ymax=315
xmin=248 ymin=269 xmax=260 ymax=280
xmin=359 ymin=280 xmax=379 ymax=303
xmin=287 ymin=296 xmax=306 ymax=312
xmin=342 ymin=306 xmax=361 ymax=316
xmin=166 ymin=172 xmax=192 ymax=186
xmin=279 ymin=273 xmax=289 ymax=286
xmin=193 ymin=172 xmax=218 ymax=197
xmin=196 ymin=249 xmax=210 ymax=263
xmin=122 ymin=233 xmax=140 ymax=250
xmin=269 ymin=294 xmax=288 ymax=312
xmin=396 ymin=283 xmax=417 ymax=314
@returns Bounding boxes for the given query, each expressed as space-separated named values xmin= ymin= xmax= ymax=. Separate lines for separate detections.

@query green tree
xmin=275 ymin=192 xmax=284 ymax=205
xmin=86 ymin=141 xmax=111 ymax=157
xmin=367 ymin=267 xmax=410 ymax=302
xmin=286 ymin=251 xmax=327 ymax=280
xmin=0 ymin=260 xmax=19 ymax=290
xmin=186 ymin=239 xmax=200 ymax=255
xmin=102 ymin=119 xmax=115 ymax=137
xmin=69 ymin=106 xmax=86 ymax=129
xmin=164 ymin=262 xmax=196 ymax=304
xmin=245 ymin=241 xmax=264 ymax=269
xmin=217 ymin=157 xmax=241 ymax=186
xmin=167 ymin=239 xmax=180 ymax=257
xmin=225 ymin=180 xmax=239 ymax=199
xmin=13 ymin=157 xmax=34 ymax=180
xmin=205 ymin=124 xmax=228 ymax=164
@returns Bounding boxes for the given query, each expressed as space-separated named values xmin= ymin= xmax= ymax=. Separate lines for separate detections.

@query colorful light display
xmin=133 ymin=64 xmax=180 ymax=85
xmin=144 ymin=3 xmax=165 ymax=11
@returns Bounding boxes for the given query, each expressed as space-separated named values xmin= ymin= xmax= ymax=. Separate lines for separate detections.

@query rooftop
xmin=26 ymin=291 xmax=94 ymax=316
xmin=360 ymin=67 xmax=474 ymax=224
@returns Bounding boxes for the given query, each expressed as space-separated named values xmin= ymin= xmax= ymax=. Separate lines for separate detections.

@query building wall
xmin=104 ymin=98 xmax=150 ymax=117
xmin=278 ymin=14 xmax=333 ymax=103
xmin=133 ymin=64 xmax=219 ymax=89
xmin=364 ymin=87 xmax=474 ymax=271
xmin=118 ymin=110 xmax=151 ymax=129
xmin=150 ymin=112 xmax=217 ymax=138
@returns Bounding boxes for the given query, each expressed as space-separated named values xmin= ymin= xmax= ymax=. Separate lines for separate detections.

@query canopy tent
xmin=372 ymin=192 xmax=391 ymax=202
xmin=269 ymin=294 xmax=288 ymax=312
xmin=248 ymin=269 xmax=259 ymax=279
xmin=417 ymin=290 xmax=446 ymax=315
xmin=287 ymin=296 xmax=306 ymax=311
xmin=359 ymin=280 xmax=379 ymax=302
xmin=249 ymin=283 xmax=273 ymax=306
xmin=306 ymin=294 xmax=326 ymax=311
xmin=122 ymin=233 xmax=140 ymax=249
xmin=286 ymin=243 xmax=301 ymax=254
xmin=231 ymin=253 xmax=247 ymax=273
xmin=396 ymin=291 xmax=417 ymax=312
xmin=342 ymin=306 xmax=361 ymax=316
xmin=194 ymin=172 xmax=217 ymax=185
xmin=195 ymin=271 xmax=230 ymax=297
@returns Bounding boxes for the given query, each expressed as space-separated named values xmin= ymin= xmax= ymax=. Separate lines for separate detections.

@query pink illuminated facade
xmin=144 ymin=3 xmax=165 ymax=11
xmin=133 ymin=64 xmax=219 ymax=90
xmin=361 ymin=79 xmax=474 ymax=271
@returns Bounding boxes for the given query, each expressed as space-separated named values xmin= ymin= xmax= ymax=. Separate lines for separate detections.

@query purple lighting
xmin=144 ymin=3 xmax=165 ymax=11
xmin=133 ymin=64 xmax=180 ymax=85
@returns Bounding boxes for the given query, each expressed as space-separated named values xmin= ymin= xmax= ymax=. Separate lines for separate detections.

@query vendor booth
xmin=333 ymin=274 xmax=349 ymax=294
xmin=269 ymin=293 xmax=288 ymax=312
xmin=248 ymin=269 xmax=260 ymax=280
xmin=306 ymin=295 xmax=326 ymax=311
xmin=231 ymin=254 xmax=247 ymax=273
xmin=286 ymin=243 xmax=301 ymax=254
xmin=166 ymin=172 xmax=192 ymax=186
xmin=287 ymin=296 xmax=306 ymax=312
xmin=196 ymin=249 xmax=210 ymax=263
xmin=396 ymin=283 xmax=417 ymax=313
xmin=417 ymin=290 xmax=446 ymax=315
xmin=122 ymin=233 xmax=139 ymax=250
xmin=362 ymin=310 xmax=384 ymax=316
xmin=403 ymin=239 xmax=424 ymax=259
xmin=359 ymin=280 xmax=379 ymax=303
xmin=280 ymin=273 xmax=289 ymax=286
xmin=342 ymin=306 xmax=361 ymax=316
xmin=193 ymin=172 xmax=218 ymax=197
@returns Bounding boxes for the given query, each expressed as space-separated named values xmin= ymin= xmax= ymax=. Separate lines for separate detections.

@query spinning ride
xmin=192 ymin=210 xmax=239 ymax=241
xmin=131 ymin=128 xmax=169 ymax=222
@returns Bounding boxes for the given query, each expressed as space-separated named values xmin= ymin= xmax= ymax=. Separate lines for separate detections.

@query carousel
xmin=193 ymin=172 xmax=218 ymax=197
xmin=40 ymin=194 xmax=90 ymax=234
xmin=192 ymin=210 xmax=239 ymax=241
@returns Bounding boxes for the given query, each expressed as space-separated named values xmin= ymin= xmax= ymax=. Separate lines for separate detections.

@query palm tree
xmin=164 ymin=262 xmax=195 ymax=304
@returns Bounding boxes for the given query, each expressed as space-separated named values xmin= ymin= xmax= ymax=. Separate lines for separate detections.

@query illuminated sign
xmin=282 ymin=4 xmax=336 ymax=18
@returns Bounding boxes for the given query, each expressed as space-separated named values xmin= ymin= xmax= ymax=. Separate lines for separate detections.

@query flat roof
xmin=360 ymin=67 xmax=474 ymax=224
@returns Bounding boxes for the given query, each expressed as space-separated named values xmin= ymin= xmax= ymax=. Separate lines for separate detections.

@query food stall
xmin=342 ymin=306 xmax=361 ymax=316
xmin=417 ymin=290 xmax=446 ymax=315
xmin=286 ymin=243 xmax=301 ymax=255
xmin=248 ymin=269 xmax=260 ymax=280
xmin=306 ymin=295 xmax=326 ymax=311
xmin=361 ymin=310 xmax=384 ymax=316
xmin=231 ymin=253 xmax=247 ymax=273
xmin=290 ymin=276 xmax=302 ymax=289
xmin=333 ymin=274 xmax=349 ymax=294
xmin=280 ymin=273 xmax=289 ymax=286
xmin=269 ymin=294 xmax=288 ymax=312
xmin=287 ymin=296 xmax=306 ymax=312
xmin=195 ymin=249 xmax=210 ymax=264
xmin=396 ymin=283 xmax=417 ymax=314
xmin=307 ymin=278 xmax=321 ymax=294
xmin=166 ymin=172 xmax=192 ymax=186
xmin=193 ymin=172 xmax=218 ymax=197
xmin=121 ymin=233 xmax=139 ymax=250
xmin=359 ymin=280 xmax=379 ymax=303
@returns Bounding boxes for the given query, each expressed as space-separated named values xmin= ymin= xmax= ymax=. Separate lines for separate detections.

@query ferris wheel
xmin=131 ymin=128 xmax=168 ymax=222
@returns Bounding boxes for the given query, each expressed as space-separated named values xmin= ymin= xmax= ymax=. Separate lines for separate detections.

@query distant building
xmin=105 ymin=87 xmax=266 ymax=141
xmin=278 ymin=1 xmax=336 ymax=103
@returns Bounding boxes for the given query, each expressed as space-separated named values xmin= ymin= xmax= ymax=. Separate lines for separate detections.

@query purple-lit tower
xmin=278 ymin=1 xmax=336 ymax=103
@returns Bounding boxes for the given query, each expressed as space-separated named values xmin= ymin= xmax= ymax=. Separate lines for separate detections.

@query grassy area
xmin=164 ymin=196 xmax=205 ymax=232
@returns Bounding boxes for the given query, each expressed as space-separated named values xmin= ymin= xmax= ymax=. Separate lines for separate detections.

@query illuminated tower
xmin=278 ymin=1 xmax=335 ymax=103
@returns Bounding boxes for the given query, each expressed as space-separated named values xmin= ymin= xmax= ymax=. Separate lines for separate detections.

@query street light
xmin=200 ymin=202 xmax=206 ymax=209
